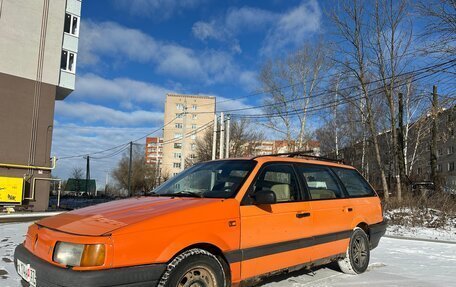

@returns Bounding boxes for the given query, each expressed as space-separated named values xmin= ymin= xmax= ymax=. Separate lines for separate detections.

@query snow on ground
xmin=384 ymin=207 xmax=456 ymax=242
xmin=1 ymin=222 xmax=456 ymax=287
xmin=387 ymin=224 xmax=456 ymax=242
xmin=261 ymin=237 xmax=456 ymax=287
xmin=0 ymin=222 xmax=28 ymax=287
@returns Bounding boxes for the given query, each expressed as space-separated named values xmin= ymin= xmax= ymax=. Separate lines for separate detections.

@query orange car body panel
xmin=24 ymin=157 xmax=384 ymax=284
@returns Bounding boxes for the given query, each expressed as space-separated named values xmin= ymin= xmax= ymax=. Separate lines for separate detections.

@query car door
xmin=331 ymin=167 xmax=383 ymax=225
xmin=239 ymin=163 xmax=313 ymax=280
xmin=296 ymin=164 xmax=354 ymax=261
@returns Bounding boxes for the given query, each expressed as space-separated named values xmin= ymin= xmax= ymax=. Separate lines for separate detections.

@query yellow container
xmin=0 ymin=176 xmax=24 ymax=205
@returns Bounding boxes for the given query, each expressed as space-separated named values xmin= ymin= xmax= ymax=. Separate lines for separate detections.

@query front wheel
xmin=338 ymin=227 xmax=370 ymax=275
xmin=158 ymin=248 xmax=227 ymax=287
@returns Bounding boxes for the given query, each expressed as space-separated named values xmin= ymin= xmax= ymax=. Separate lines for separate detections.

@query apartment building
xmin=338 ymin=106 xmax=455 ymax=192
xmin=161 ymin=94 xmax=216 ymax=177
xmin=0 ymin=0 xmax=81 ymax=210
xmin=145 ymin=137 xmax=163 ymax=165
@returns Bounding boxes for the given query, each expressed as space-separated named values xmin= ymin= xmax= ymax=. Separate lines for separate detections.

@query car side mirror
xmin=253 ymin=189 xmax=276 ymax=205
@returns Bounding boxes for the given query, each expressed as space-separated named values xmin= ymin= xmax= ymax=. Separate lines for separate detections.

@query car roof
xmin=251 ymin=156 xmax=356 ymax=169
xmin=209 ymin=156 xmax=355 ymax=170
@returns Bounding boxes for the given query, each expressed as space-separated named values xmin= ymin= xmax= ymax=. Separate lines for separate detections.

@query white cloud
xmin=55 ymin=102 xmax=163 ymax=126
xmin=79 ymin=21 xmax=242 ymax=84
xmin=74 ymin=74 xmax=172 ymax=109
xmin=261 ymin=0 xmax=322 ymax=55
xmin=192 ymin=1 xmax=322 ymax=56
xmin=114 ymin=0 xmax=205 ymax=20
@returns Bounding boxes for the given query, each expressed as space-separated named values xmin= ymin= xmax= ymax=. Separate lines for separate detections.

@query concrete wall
xmin=0 ymin=73 xmax=56 ymax=211
xmin=0 ymin=0 xmax=66 ymax=87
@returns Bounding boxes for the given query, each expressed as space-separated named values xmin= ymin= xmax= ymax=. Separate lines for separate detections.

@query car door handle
xmin=296 ymin=212 xmax=311 ymax=218
xmin=344 ymin=207 xmax=353 ymax=212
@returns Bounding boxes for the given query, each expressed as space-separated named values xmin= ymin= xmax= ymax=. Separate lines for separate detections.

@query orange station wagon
xmin=14 ymin=153 xmax=386 ymax=287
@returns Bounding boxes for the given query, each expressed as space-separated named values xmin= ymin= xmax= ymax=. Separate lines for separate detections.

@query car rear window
xmin=332 ymin=168 xmax=375 ymax=197
xmin=297 ymin=165 xmax=344 ymax=200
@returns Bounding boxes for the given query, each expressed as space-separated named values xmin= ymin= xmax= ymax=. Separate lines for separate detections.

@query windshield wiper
xmin=170 ymin=191 xmax=203 ymax=198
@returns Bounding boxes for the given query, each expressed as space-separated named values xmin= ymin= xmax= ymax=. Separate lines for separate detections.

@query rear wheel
xmin=158 ymin=248 xmax=227 ymax=287
xmin=338 ymin=227 xmax=370 ymax=275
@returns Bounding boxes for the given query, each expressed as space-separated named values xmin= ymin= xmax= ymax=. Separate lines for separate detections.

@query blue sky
xmin=51 ymin=0 xmax=453 ymax=187
xmin=52 ymin=0 xmax=330 ymax=184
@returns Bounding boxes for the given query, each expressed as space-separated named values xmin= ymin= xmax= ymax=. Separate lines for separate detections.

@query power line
xmin=234 ymin=65 xmax=454 ymax=120
xmin=58 ymin=116 xmax=178 ymax=160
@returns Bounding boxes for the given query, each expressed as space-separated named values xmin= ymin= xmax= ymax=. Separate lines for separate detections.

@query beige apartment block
xmin=162 ymin=94 xmax=216 ymax=177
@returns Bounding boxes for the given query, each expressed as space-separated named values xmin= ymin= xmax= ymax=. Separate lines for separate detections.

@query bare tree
xmin=192 ymin=118 xmax=264 ymax=163
xmin=112 ymin=147 xmax=159 ymax=195
xmin=71 ymin=167 xmax=84 ymax=179
xmin=259 ymin=41 xmax=330 ymax=149
xmin=331 ymin=0 xmax=391 ymax=199
xmin=418 ymin=0 xmax=456 ymax=55
xmin=370 ymin=0 xmax=414 ymax=201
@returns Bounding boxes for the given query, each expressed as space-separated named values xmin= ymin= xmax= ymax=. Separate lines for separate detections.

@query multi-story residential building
xmin=145 ymin=137 xmax=163 ymax=165
xmin=0 ymin=0 xmax=81 ymax=210
xmin=337 ymin=106 xmax=455 ymax=192
xmin=161 ymin=94 xmax=216 ymax=177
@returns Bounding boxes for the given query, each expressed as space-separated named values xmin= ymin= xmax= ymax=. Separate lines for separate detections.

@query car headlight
xmin=53 ymin=242 xmax=105 ymax=267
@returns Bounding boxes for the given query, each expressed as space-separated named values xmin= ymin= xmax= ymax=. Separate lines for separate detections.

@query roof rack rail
xmin=252 ymin=150 xmax=344 ymax=164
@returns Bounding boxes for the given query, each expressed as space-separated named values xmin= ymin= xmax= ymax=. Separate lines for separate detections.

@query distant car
xmin=411 ymin=181 xmax=435 ymax=197
xmin=14 ymin=154 xmax=386 ymax=287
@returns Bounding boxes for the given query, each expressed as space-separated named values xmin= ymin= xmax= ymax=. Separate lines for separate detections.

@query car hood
xmin=37 ymin=197 xmax=216 ymax=236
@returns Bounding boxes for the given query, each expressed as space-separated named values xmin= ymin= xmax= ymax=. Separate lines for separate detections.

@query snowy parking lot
xmin=1 ymin=222 xmax=455 ymax=287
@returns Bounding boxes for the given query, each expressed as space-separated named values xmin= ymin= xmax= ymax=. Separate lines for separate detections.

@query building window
xmin=176 ymin=113 xmax=183 ymax=118
xmin=417 ymin=167 xmax=422 ymax=175
xmin=192 ymin=124 xmax=197 ymax=129
xmin=437 ymin=164 xmax=442 ymax=172
xmin=174 ymin=153 xmax=181 ymax=159
xmin=176 ymin=103 xmax=184 ymax=110
xmin=448 ymin=146 xmax=454 ymax=155
xmin=60 ymin=50 xmax=76 ymax=73
xmin=175 ymin=123 xmax=183 ymax=129
xmin=192 ymin=114 xmax=197 ymax=120
xmin=438 ymin=149 xmax=443 ymax=156
xmin=174 ymin=143 xmax=182 ymax=149
xmin=173 ymin=162 xmax=181 ymax=168
xmin=64 ymin=13 xmax=80 ymax=36
xmin=174 ymin=133 xmax=182 ymax=139
xmin=191 ymin=134 xmax=196 ymax=140
xmin=191 ymin=143 xmax=196 ymax=151
xmin=189 ymin=154 xmax=196 ymax=159
xmin=449 ymin=162 xmax=455 ymax=172
xmin=192 ymin=104 xmax=197 ymax=110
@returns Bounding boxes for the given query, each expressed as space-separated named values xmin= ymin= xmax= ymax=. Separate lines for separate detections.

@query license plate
xmin=17 ymin=259 xmax=36 ymax=287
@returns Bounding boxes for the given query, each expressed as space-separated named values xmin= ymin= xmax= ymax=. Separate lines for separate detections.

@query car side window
xmin=252 ymin=164 xmax=300 ymax=203
xmin=297 ymin=165 xmax=343 ymax=200
xmin=332 ymin=168 xmax=375 ymax=197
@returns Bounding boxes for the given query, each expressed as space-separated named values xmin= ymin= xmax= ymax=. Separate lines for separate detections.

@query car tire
xmin=158 ymin=248 xmax=227 ymax=287
xmin=338 ymin=227 xmax=370 ymax=275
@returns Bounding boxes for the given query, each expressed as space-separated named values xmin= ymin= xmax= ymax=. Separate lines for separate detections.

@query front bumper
xmin=369 ymin=220 xmax=387 ymax=250
xmin=14 ymin=244 xmax=166 ymax=287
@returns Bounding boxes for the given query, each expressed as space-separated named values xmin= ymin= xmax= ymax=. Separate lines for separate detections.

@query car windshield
xmin=153 ymin=160 xmax=256 ymax=198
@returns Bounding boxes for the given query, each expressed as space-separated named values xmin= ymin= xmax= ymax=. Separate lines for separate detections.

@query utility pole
xmin=181 ymin=101 xmax=188 ymax=171
xmin=225 ymin=114 xmax=230 ymax=158
xmin=334 ymin=75 xmax=340 ymax=159
xmin=397 ymin=92 xmax=406 ymax=200
xmin=212 ymin=114 xmax=218 ymax=160
xmin=128 ymin=141 xmax=133 ymax=196
xmin=430 ymin=85 xmax=438 ymax=185
xmin=219 ymin=112 xmax=225 ymax=159
xmin=85 ymin=155 xmax=90 ymax=195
